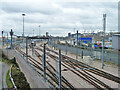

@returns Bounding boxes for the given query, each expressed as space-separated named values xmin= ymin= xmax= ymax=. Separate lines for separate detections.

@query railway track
xmin=15 ymin=44 xmax=119 ymax=89
xmin=35 ymin=45 xmax=120 ymax=89
xmin=45 ymin=45 xmax=120 ymax=84
xmin=34 ymin=49 xmax=75 ymax=89
xmin=15 ymin=46 xmax=75 ymax=89
xmin=35 ymin=47 xmax=111 ymax=89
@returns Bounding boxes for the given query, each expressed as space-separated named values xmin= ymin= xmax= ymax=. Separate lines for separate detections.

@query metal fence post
xmin=76 ymin=30 xmax=78 ymax=59
xmin=59 ymin=49 xmax=61 ymax=90
xmin=82 ymin=51 xmax=83 ymax=59
xmin=32 ymin=44 xmax=34 ymax=56
xmin=54 ymin=40 xmax=55 ymax=50
xmin=43 ymin=44 xmax=46 ymax=81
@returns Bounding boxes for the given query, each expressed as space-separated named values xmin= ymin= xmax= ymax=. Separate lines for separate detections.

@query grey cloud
xmin=58 ymin=2 xmax=117 ymax=9
xmin=1 ymin=2 xmax=62 ymax=15
xmin=0 ymin=1 xmax=118 ymax=36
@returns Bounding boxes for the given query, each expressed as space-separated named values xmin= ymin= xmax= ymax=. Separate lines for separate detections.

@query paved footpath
xmin=0 ymin=61 xmax=9 ymax=90
xmin=2 ymin=49 xmax=49 ymax=88
xmin=2 ymin=62 xmax=9 ymax=88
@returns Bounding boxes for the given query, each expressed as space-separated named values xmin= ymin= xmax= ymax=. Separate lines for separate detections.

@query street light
xmin=22 ymin=13 xmax=25 ymax=42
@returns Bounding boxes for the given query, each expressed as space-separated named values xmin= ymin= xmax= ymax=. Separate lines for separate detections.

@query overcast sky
xmin=0 ymin=0 xmax=119 ymax=36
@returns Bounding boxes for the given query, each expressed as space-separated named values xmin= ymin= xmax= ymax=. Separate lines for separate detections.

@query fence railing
xmin=9 ymin=65 xmax=17 ymax=90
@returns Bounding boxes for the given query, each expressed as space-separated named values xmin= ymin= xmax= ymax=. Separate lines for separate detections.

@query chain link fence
xmin=48 ymin=42 xmax=119 ymax=64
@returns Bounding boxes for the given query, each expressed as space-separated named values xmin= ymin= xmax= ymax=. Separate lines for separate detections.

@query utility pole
xmin=10 ymin=29 xmax=13 ymax=49
xmin=43 ymin=44 xmax=46 ymax=81
xmin=91 ymin=36 xmax=93 ymax=57
xmin=76 ymin=30 xmax=78 ymax=59
xmin=92 ymin=31 xmax=95 ymax=59
xmin=102 ymin=14 xmax=106 ymax=69
xmin=59 ymin=49 xmax=61 ymax=90
xmin=26 ymin=37 xmax=28 ymax=62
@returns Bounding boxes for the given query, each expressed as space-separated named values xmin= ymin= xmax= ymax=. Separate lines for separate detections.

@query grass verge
xmin=6 ymin=69 xmax=13 ymax=88
xmin=1 ymin=52 xmax=30 ymax=89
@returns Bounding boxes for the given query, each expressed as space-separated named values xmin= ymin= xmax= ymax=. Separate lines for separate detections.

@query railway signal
xmin=10 ymin=29 xmax=13 ymax=49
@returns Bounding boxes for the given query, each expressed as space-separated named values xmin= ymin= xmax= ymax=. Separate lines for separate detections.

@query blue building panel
xmin=83 ymin=41 xmax=87 ymax=43
xmin=94 ymin=45 xmax=98 ymax=47
xmin=78 ymin=37 xmax=92 ymax=41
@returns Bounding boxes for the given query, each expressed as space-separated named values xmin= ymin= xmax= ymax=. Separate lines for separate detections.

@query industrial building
xmin=112 ymin=34 xmax=120 ymax=50
xmin=68 ymin=32 xmax=82 ymax=38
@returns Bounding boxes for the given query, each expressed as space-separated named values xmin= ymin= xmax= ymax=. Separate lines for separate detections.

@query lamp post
xmin=39 ymin=25 xmax=40 ymax=37
xmin=22 ymin=14 xmax=25 ymax=43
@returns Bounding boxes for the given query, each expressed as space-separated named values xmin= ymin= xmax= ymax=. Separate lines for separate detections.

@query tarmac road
xmin=0 ymin=61 xmax=3 ymax=90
